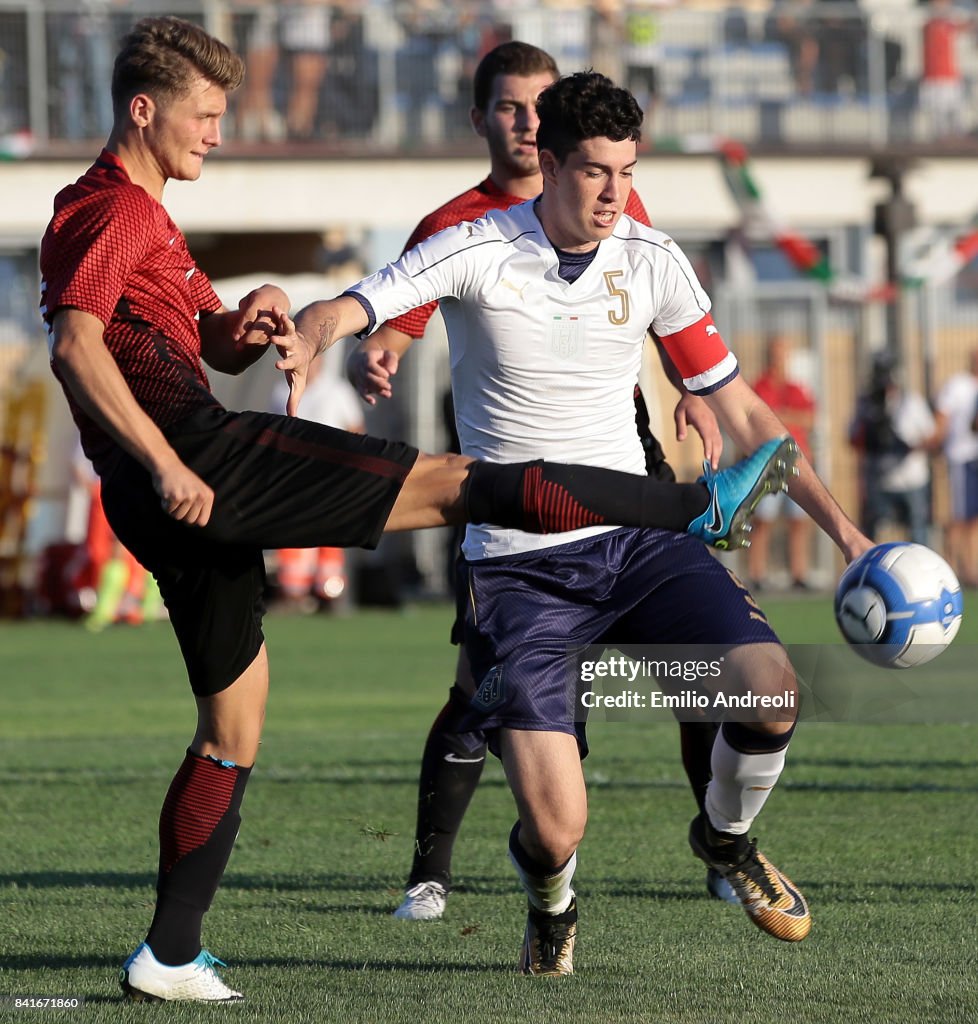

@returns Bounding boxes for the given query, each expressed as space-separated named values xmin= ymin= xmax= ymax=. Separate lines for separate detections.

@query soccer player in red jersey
xmin=345 ymin=41 xmax=733 ymax=925
xmin=39 ymin=19 xmax=791 ymax=1002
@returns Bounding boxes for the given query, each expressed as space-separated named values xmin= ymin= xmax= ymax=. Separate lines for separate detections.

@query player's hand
xmin=842 ymin=531 xmax=876 ymax=564
xmin=152 ymin=456 xmax=214 ymax=527
xmin=348 ymin=348 xmax=399 ymax=405
xmin=268 ymin=307 xmax=316 ymax=415
xmin=232 ymin=284 xmax=291 ymax=346
xmin=675 ymin=393 xmax=723 ymax=469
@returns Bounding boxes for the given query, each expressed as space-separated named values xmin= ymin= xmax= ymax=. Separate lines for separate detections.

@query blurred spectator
xmin=281 ymin=0 xmax=331 ymax=139
xmin=765 ymin=0 xmax=820 ymax=95
xmin=50 ymin=1 xmax=117 ymax=140
xmin=849 ymin=354 xmax=937 ymax=547
xmin=236 ymin=2 xmax=285 ymax=142
xmin=919 ymin=0 xmax=974 ymax=139
xmin=747 ymin=336 xmax=816 ymax=590
xmin=322 ymin=0 xmax=380 ymax=140
xmin=624 ymin=1 xmax=667 ymax=122
xmin=590 ymin=0 xmax=626 ymax=84
xmin=395 ymin=0 xmax=457 ymax=146
xmin=236 ymin=0 xmax=331 ymax=142
xmin=316 ymin=226 xmax=365 ymax=277
xmin=935 ymin=347 xmax=978 ymax=586
xmin=814 ymin=2 xmax=866 ymax=96
xmin=267 ymin=361 xmax=365 ymax=611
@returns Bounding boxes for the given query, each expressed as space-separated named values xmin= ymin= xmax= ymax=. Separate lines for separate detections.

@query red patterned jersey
xmin=386 ymin=177 xmax=652 ymax=339
xmin=40 ymin=149 xmax=223 ymax=475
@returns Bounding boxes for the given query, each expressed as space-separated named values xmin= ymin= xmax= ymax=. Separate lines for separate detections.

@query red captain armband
xmin=658 ymin=314 xmax=730 ymax=381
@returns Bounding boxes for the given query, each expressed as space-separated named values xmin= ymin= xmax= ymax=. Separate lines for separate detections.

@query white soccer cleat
xmin=120 ymin=943 xmax=243 ymax=1002
xmin=392 ymin=881 xmax=448 ymax=921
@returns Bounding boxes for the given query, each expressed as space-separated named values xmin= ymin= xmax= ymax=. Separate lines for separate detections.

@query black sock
xmin=465 ymin=460 xmax=708 ymax=534
xmin=409 ymin=686 xmax=486 ymax=889
xmin=679 ymin=719 xmax=720 ymax=814
xmin=721 ymin=720 xmax=795 ymax=755
xmin=146 ymin=751 xmax=251 ymax=966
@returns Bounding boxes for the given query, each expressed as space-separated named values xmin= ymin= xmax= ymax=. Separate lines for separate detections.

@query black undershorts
xmin=101 ymin=407 xmax=418 ymax=695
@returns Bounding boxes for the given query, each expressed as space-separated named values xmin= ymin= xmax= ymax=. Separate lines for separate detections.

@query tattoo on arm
xmin=316 ymin=316 xmax=337 ymax=355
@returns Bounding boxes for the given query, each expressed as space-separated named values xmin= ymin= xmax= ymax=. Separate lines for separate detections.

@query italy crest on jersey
xmin=551 ymin=315 xmax=584 ymax=359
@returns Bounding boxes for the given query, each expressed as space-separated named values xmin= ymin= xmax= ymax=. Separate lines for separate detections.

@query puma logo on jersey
xmin=706 ymin=325 xmax=719 ymax=336
xmin=500 ymin=278 xmax=529 ymax=301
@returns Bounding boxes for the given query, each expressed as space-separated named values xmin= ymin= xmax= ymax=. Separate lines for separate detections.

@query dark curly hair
xmin=536 ymin=71 xmax=643 ymax=163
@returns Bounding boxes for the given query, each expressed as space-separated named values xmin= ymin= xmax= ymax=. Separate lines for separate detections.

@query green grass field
xmin=1 ymin=596 xmax=976 ymax=1023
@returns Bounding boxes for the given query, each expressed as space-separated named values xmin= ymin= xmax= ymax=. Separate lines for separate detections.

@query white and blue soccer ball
xmin=834 ymin=542 xmax=964 ymax=668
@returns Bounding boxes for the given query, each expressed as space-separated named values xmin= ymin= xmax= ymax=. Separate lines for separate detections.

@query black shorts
xmin=101 ymin=407 xmax=418 ymax=696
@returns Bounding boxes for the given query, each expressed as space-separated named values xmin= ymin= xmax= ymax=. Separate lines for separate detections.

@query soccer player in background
xmin=347 ymin=41 xmax=736 ymax=924
xmin=297 ymin=71 xmax=873 ymax=975
xmin=39 ymin=19 xmax=790 ymax=1002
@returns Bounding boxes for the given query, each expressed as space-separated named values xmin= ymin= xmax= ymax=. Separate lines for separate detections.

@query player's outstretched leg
xmin=393 ymin=686 xmax=487 ymax=921
xmin=687 ymin=437 xmax=800 ymax=550
xmin=462 ymin=437 xmax=797 ymax=549
xmin=688 ymin=721 xmax=810 ymax=941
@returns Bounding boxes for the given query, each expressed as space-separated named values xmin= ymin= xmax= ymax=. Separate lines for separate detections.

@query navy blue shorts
xmin=459 ymin=528 xmax=779 ymax=753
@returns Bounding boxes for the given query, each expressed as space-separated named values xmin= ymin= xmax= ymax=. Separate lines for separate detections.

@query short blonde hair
xmin=111 ymin=16 xmax=245 ymax=121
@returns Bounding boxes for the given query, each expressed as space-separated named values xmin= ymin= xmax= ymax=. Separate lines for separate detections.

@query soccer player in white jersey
xmin=289 ymin=72 xmax=873 ymax=974
xmin=347 ymin=40 xmax=734 ymax=923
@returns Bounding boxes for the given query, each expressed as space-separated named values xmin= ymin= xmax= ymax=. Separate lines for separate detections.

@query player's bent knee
xmin=520 ymin=817 xmax=586 ymax=868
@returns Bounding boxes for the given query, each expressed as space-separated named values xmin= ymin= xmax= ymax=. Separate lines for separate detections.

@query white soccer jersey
xmin=350 ymin=200 xmax=738 ymax=558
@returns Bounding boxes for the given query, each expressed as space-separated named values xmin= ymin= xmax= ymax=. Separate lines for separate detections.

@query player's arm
xmin=277 ymin=295 xmax=371 ymax=415
xmin=347 ymin=323 xmax=417 ymax=404
xmin=652 ymin=335 xmax=723 ymax=468
xmin=198 ymin=283 xmax=291 ymax=374
xmin=705 ymin=374 xmax=871 ymax=561
xmin=50 ymin=308 xmax=214 ymax=525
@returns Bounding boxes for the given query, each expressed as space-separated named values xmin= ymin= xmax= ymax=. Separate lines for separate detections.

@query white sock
xmin=508 ymin=844 xmax=577 ymax=915
xmin=705 ymin=728 xmax=788 ymax=835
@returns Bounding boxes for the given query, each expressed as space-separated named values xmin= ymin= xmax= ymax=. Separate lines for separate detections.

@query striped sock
xmin=146 ymin=750 xmax=251 ymax=965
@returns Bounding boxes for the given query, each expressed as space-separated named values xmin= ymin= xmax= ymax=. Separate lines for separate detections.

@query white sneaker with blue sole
xmin=120 ymin=943 xmax=243 ymax=1002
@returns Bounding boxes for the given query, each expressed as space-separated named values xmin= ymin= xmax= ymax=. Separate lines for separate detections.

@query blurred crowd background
xmin=3 ymin=0 xmax=978 ymax=622
xmin=2 ymin=1 xmax=978 ymax=152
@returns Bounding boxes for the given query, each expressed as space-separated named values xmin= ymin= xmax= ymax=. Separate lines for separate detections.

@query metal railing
xmin=0 ymin=1 xmax=975 ymax=156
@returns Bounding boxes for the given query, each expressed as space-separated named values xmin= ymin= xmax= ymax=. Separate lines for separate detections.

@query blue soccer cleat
xmin=686 ymin=436 xmax=799 ymax=550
